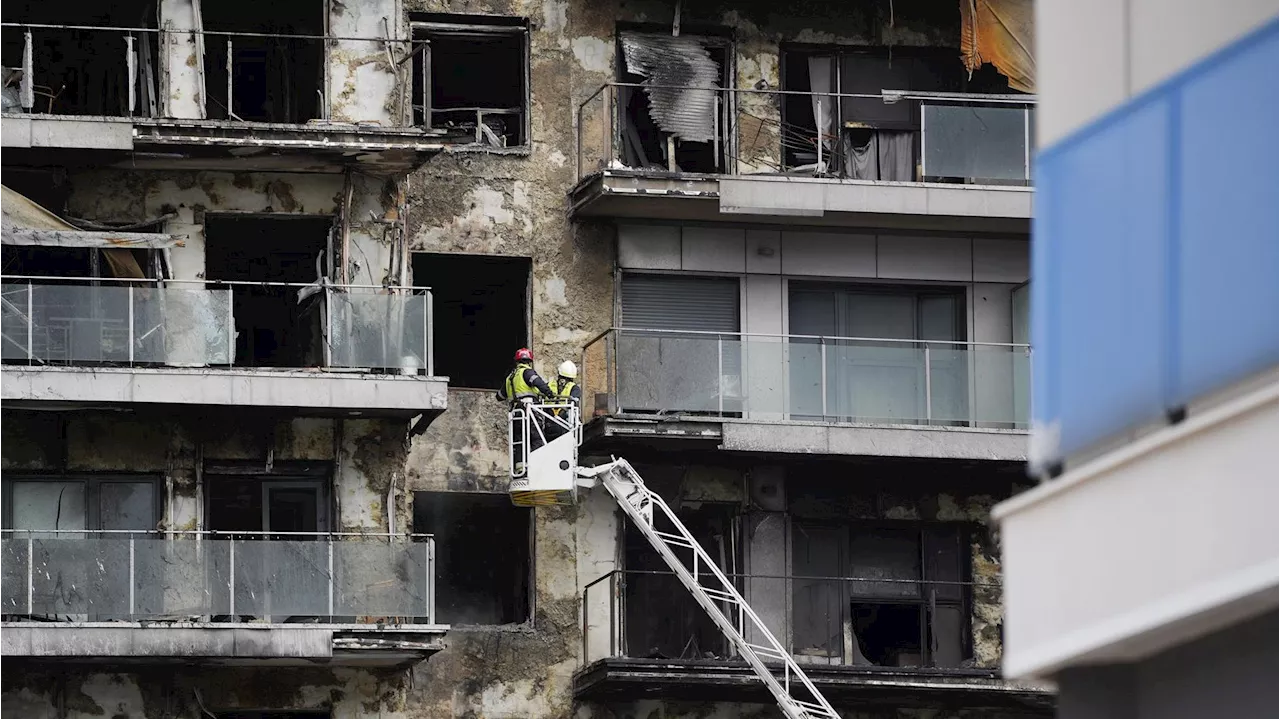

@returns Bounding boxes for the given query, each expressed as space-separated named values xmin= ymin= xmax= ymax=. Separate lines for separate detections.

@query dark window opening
xmin=411 ymin=15 xmax=529 ymax=146
xmin=616 ymin=29 xmax=732 ymax=174
xmin=203 ymin=215 xmax=330 ymax=368
xmin=206 ymin=474 xmax=330 ymax=535
xmin=1 ymin=0 xmax=159 ymax=117
xmin=624 ymin=483 xmax=739 ymax=659
xmin=852 ymin=602 xmax=924 ymax=667
xmin=780 ymin=46 xmax=1025 ymax=183
xmin=412 ymin=491 xmax=531 ymax=625
xmin=412 ymin=252 xmax=528 ymax=390
xmin=202 ymin=0 xmax=323 ymax=123
xmin=791 ymin=521 xmax=971 ymax=669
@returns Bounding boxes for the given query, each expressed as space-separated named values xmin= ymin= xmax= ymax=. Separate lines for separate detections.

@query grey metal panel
xmin=619 ymin=273 xmax=739 ymax=332
xmin=681 ymin=227 xmax=745 ymax=272
xmin=618 ymin=224 xmax=681 ymax=270
xmin=876 ymin=235 xmax=973 ymax=281
xmin=973 ymin=237 xmax=1031 ymax=283
xmin=780 ymin=231 xmax=876 ymax=278
xmin=1 ymin=116 xmax=33 ymax=147
xmin=619 ymin=32 xmax=721 ymax=143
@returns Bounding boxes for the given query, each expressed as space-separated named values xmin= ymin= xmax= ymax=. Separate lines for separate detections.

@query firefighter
xmin=497 ymin=348 xmax=554 ymax=473
xmin=545 ymin=360 xmax=582 ymax=442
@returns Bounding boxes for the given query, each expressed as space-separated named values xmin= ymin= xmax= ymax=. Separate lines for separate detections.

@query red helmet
xmin=514 ymin=348 xmax=533 ymax=362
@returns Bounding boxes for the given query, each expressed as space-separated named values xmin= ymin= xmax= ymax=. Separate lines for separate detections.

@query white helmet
xmin=558 ymin=360 xmax=578 ymax=379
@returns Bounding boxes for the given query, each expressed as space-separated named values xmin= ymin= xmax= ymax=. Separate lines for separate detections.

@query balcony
xmin=576 ymin=570 xmax=1052 ymax=713
xmin=0 ymin=530 xmax=446 ymax=666
xmin=581 ymin=329 xmax=1030 ymax=461
xmin=0 ymin=278 xmax=448 ymax=418
xmin=1 ymin=22 xmax=447 ymax=171
xmin=571 ymin=84 xmax=1034 ymax=231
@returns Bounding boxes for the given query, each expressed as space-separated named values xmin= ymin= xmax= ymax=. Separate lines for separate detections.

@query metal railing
xmin=583 ymin=569 xmax=1002 ymax=669
xmin=576 ymin=82 xmax=1035 ymax=186
xmin=582 ymin=328 xmax=1031 ymax=428
xmin=2 ymin=22 xmax=411 ymax=120
xmin=0 ymin=276 xmax=434 ymax=374
xmin=0 ymin=529 xmax=437 ymax=624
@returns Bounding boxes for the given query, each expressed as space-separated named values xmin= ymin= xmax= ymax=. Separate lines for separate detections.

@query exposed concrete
xmin=1 ymin=623 xmax=445 ymax=664
xmin=328 ymin=0 xmax=404 ymax=125
xmin=159 ymin=0 xmax=204 ymax=119
xmin=2 ymin=366 xmax=448 ymax=417
xmin=0 ymin=115 xmax=135 ymax=150
xmin=720 ymin=421 xmax=1029 ymax=461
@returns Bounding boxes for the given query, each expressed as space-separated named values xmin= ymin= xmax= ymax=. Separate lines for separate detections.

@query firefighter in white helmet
xmin=544 ymin=360 xmax=582 ymax=442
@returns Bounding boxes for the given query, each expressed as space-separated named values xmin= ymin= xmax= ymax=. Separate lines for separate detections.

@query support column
xmin=159 ymin=0 xmax=205 ymax=119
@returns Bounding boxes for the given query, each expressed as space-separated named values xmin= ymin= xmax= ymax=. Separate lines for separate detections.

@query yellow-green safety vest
xmin=549 ymin=377 xmax=578 ymax=418
xmin=505 ymin=362 xmax=539 ymax=401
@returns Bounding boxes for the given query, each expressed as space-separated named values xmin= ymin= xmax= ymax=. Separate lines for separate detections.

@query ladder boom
xmin=590 ymin=458 xmax=841 ymax=719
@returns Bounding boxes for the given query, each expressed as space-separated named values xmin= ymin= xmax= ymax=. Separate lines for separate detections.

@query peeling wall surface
xmin=1 ymin=0 xmax=1041 ymax=716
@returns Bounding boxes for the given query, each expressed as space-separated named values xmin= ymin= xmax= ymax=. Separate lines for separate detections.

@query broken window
xmin=412 ymin=252 xmax=529 ymax=390
xmin=1 ymin=0 xmax=160 ymax=116
xmin=616 ymin=29 xmax=732 ymax=173
xmin=791 ymin=521 xmax=970 ymax=668
xmin=780 ymin=46 xmax=1022 ymax=181
xmin=624 ymin=476 xmax=740 ymax=659
xmin=412 ymin=491 xmax=531 ymax=625
xmin=203 ymin=0 xmax=323 ymax=123
xmin=410 ymin=14 xmax=529 ymax=147
xmin=2 ymin=475 xmax=161 ymax=534
xmin=203 ymin=215 xmax=330 ymax=368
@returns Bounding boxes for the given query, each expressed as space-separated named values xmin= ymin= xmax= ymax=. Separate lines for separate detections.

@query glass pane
xmin=829 ymin=341 xmax=925 ymax=422
xmin=922 ymin=103 xmax=1028 ymax=182
xmin=133 ymin=538 xmax=222 ymax=617
xmin=132 ymin=286 xmax=233 ymax=365
xmin=931 ymin=605 xmax=965 ymax=667
xmin=335 ymin=539 xmax=429 ymax=618
xmin=229 ymin=540 xmax=330 ymax=618
xmin=1 ymin=538 xmax=29 ymax=612
xmin=11 ymin=482 xmax=87 ymax=535
xmin=1 ymin=284 xmax=31 ymax=361
xmin=843 ymin=293 xmax=914 ymax=339
xmin=849 ymin=530 xmax=920 ymax=598
xmin=99 ymin=482 xmax=155 ymax=531
xmin=328 ymin=291 xmax=428 ymax=370
xmin=30 ymin=537 xmax=130 ymax=615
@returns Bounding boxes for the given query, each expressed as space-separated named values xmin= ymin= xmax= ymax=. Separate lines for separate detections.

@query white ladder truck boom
xmin=508 ymin=403 xmax=842 ymax=719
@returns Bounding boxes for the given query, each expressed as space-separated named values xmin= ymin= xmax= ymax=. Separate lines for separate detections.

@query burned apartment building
xmin=1 ymin=0 xmax=1049 ymax=717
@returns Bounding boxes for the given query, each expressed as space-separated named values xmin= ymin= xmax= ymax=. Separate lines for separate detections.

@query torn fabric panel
xmin=960 ymin=0 xmax=1036 ymax=94
xmin=620 ymin=32 xmax=721 ymax=143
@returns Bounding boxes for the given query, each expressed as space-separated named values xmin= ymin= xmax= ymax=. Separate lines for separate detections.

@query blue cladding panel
xmin=1049 ymin=100 xmax=1171 ymax=460
xmin=1175 ymin=28 xmax=1280 ymax=405
xmin=1032 ymin=19 xmax=1279 ymax=469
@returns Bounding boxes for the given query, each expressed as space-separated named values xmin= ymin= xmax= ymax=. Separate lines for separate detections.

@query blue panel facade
xmin=1031 ymin=20 xmax=1279 ymax=472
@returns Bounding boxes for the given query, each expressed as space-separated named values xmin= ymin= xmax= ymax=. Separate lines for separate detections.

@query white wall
xmin=1036 ymin=0 xmax=1277 ymax=147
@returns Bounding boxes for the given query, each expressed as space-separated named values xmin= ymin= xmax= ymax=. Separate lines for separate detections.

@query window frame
xmin=410 ymin=15 xmax=532 ymax=147
xmin=1 ymin=473 xmax=165 ymax=533
xmin=789 ymin=518 xmax=973 ymax=669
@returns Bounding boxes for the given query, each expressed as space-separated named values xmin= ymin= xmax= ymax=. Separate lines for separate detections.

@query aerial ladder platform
xmin=508 ymin=400 xmax=841 ymax=719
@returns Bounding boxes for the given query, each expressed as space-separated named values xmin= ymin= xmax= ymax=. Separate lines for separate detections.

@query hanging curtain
xmin=806 ymin=56 xmax=835 ymax=167
xmin=846 ymin=131 xmax=914 ymax=182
